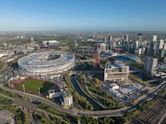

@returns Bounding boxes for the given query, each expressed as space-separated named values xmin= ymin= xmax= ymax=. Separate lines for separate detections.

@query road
xmin=0 ymin=65 xmax=128 ymax=117
xmin=0 ymin=61 xmax=165 ymax=118
xmin=4 ymin=79 xmax=165 ymax=118
xmin=0 ymin=91 xmax=68 ymax=124
xmin=0 ymin=85 xmax=127 ymax=117
xmin=0 ymin=76 xmax=165 ymax=118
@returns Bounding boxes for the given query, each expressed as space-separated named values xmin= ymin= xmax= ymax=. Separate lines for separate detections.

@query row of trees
xmin=78 ymin=74 xmax=121 ymax=110
xmin=65 ymin=74 xmax=93 ymax=110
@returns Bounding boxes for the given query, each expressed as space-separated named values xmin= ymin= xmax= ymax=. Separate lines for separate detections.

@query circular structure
xmin=18 ymin=51 xmax=75 ymax=76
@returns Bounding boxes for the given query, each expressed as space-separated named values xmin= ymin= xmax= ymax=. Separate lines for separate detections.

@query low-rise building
xmin=48 ymin=89 xmax=61 ymax=99
xmin=108 ymin=88 xmax=121 ymax=97
xmin=42 ymin=40 xmax=59 ymax=48
xmin=62 ymin=90 xmax=73 ymax=107
xmin=109 ymin=83 xmax=120 ymax=90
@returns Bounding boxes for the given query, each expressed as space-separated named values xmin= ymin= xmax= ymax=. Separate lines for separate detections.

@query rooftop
xmin=105 ymin=61 xmax=126 ymax=69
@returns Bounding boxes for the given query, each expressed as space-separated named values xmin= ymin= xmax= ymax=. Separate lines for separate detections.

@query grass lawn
xmin=16 ymin=79 xmax=54 ymax=94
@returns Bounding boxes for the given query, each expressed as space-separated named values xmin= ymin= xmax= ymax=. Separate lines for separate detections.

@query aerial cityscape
xmin=0 ymin=0 xmax=166 ymax=124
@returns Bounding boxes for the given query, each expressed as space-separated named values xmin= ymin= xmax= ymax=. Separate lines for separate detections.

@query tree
xmin=94 ymin=78 xmax=100 ymax=88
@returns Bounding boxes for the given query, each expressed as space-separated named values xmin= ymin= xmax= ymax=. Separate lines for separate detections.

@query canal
xmin=70 ymin=76 xmax=104 ymax=111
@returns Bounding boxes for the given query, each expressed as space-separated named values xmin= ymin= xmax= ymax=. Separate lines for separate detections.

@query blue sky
xmin=0 ymin=0 xmax=166 ymax=31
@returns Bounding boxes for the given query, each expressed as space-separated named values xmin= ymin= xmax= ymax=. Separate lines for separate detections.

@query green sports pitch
xmin=15 ymin=79 xmax=54 ymax=94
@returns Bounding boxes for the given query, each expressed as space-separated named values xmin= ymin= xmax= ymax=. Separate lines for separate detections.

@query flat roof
xmin=105 ymin=61 xmax=127 ymax=69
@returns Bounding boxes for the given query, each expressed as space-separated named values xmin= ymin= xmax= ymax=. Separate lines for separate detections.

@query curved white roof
xmin=18 ymin=51 xmax=75 ymax=76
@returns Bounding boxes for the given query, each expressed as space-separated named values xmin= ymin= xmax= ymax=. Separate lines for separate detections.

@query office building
xmin=124 ymin=34 xmax=129 ymax=42
xmin=160 ymin=50 xmax=165 ymax=58
xmin=148 ymin=40 xmax=154 ymax=56
xmin=156 ymin=39 xmax=165 ymax=57
xmin=108 ymin=35 xmax=113 ymax=42
xmin=158 ymin=39 xmax=164 ymax=49
xmin=138 ymin=47 xmax=145 ymax=55
xmin=108 ymin=35 xmax=113 ymax=50
xmin=104 ymin=61 xmax=129 ymax=81
xmin=138 ymin=33 xmax=143 ymax=42
xmin=163 ymin=42 xmax=166 ymax=50
xmin=153 ymin=35 xmax=157 ymax=42
xmin=104 ymin=36 xmax=107 ymax=43
xmin=99 ymin=43 xmax=107 ymax=51
xmin=145 ymin=57 xmax=158 ymax=76
xmin=135 ymin=41 xmax=139 ymax=49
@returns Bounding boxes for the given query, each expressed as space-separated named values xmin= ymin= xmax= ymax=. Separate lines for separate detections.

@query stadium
xmin=18 ymin=51 xmax=75 ymax=76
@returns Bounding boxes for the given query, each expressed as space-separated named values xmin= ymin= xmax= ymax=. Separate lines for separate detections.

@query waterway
xmin=70 ymin=76 xmax=103 ymax=111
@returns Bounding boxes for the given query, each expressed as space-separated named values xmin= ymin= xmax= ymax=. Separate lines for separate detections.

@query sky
xmin=0 ymin=0 xmax=166 ymax=31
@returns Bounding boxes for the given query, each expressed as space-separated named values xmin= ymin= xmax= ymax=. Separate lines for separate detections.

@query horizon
xmin=0 ymin=0 xmax=166 ymax=31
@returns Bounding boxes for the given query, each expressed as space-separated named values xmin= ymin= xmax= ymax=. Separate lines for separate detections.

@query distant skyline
xmin=0 ymin=0 xmax=166 ymax=31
